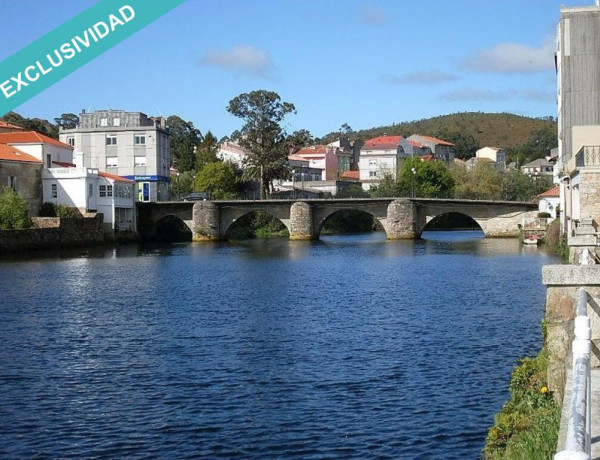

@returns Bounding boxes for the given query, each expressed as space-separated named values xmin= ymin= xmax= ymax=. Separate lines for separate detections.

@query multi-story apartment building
xmin=556 ymin=2 xmax=600 ymax=235
xmin=359 ymin=135 xmax=403 ymax=190
xmin=59 ymin=110 xmax=170 ymax=202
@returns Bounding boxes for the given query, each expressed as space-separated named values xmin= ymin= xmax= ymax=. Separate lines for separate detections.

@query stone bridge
xmin=137 ymin=198 xmax=539 ymax=241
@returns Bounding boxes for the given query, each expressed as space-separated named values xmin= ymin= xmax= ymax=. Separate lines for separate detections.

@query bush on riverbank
xmin=0 ymin=187 xmax=30 ymax=230
xmin=484 ymin=348 xmax=560 ymax=459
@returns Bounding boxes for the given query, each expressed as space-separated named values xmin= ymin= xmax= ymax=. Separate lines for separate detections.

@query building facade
xmin=359 ymin=135 xmax=404 ymax=190
xmin=407 ymin=134 xmax=454 ymax=164
xmin=0 ymin=143 xmax=43 ymax=216
xmin=556 ymin=4 xmax=600 ymax=235
xmin=59 ymin=110 xmax=170 ymax=202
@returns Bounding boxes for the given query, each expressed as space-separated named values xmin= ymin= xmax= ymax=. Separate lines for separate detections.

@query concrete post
xmin=386 ymin=199 xmax=419 ymax=239
xmin=192 ymin=201 xmax=220 ymax=241
xmin=289 ymin=201 xmax=314 ymax=240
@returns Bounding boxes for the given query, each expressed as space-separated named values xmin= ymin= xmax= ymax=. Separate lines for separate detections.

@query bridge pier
xmin=385 ymin=199 xmax=421 ymax=239
xmin=192 ymin=201 xmax=221 ymax=241
xmin=289 ymin=202 xmax=316 ymax=240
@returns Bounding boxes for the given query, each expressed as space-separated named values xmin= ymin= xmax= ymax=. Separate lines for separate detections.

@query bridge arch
xmin=314 ymin=207 xmax=383 ymax=239
xmin=223 ymin=210 xmax=290 ymax=240
xmin=154 ymin=215 xmax=193 ymax=242
xmin=421 ymin=212 xmax=484 ymax=234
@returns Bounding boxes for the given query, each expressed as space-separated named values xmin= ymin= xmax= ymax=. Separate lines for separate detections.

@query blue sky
xmin=0 ymin=0 xmax=589 ymax=139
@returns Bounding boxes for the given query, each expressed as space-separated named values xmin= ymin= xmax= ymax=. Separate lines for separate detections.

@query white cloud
xmin=462 ymin=36 xmax=555 ymax=74
xmin=440 ymin=87 xmax=555 ymax=102
xmin=360 ymin=4 xmax=387 ymax=25
xmin=200 ymin=45 xmax=273 ymax=78
xmin=381 ymin=70 xmax=458 ymax=86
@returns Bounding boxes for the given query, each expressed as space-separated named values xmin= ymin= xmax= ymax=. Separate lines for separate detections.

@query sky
xmin=0 ymin=0 xmax=592 ymax=140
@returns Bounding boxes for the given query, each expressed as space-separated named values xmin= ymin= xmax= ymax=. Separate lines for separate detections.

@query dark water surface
xmin=0 ymin=231 xmax=558 ymax=459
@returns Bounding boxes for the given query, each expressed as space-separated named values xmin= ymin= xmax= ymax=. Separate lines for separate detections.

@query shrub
xmin=0 ymin=187 xmax=30 ymax=230
xmin=537 ymin=212 xmax=551 ymax=218
xmin=39 ymin=201 xmax=57 ymax=217
xmin=55 ymin=205 xmax=78 ymax=219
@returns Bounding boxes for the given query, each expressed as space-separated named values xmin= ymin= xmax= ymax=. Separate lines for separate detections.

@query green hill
xmin=322 ymin=112 xmax=558 ymax=161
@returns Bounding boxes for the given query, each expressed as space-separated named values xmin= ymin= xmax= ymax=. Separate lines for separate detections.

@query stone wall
xmin=543 ymin=265 xmax=600 ymax=404
xmin=0 ymin=215 xmax=104 ymax=253
xmin=0 ymin=161 xmax=42 ymax=217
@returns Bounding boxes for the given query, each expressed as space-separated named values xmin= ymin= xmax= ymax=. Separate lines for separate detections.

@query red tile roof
xmin=0 ymin=120 xmax=24 ymax=130
xmin=341 ymin=170 xmax=360 ymax=180
xmin=538 ymin=185 xmax=560 ymax=198
xmin=0 ymin=144 xmax=42 ymax=163
xmin=362 ymin=135 xmax=403 ymax=150
xmin=296 ymin=146 xmax=327 ymax=155
xmin=413 ymin=134 xmax=454 ymax=146
xmin=408 ymin=140 xmax=425 ymax=148
xmin=99 ymin=171 xmax=135 ymax=183
xmin=0 ymin=131 xmax=72 ymax=149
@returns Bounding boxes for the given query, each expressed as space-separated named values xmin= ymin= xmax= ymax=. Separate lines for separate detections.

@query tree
xmin=397 ymin=157 xmax=454 ymax=198
xmin=54 ymin=113 xmax=79 ymax=130
xmin=286 ymin=129 xmax=313 ymax=154
xmin=1 ymin=111 xmax=58 ymax=138
xmin=0 ymin=187 xmax=29 ymax=230
xmin=501 ymin=170 xmax=553 ymax=202
xmin=196 ymin=130 xmax=219 ymax=171
xmin=166 ymin=115 xmax=202 ymax=172
xmin=194 ymin=161 xmax=238 ymax=199
xmin=227 ymin=90 xmax=296 ymax=198
xmin=451 ymin=162 xmax=503 ymax=200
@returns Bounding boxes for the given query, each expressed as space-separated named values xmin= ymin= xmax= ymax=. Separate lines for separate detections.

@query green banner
xmin=0 ymin=0 xmax=185 ymax=116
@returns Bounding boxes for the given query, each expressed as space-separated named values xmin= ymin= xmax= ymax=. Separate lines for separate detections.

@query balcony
xmin=575 ymin=145 xmax=600 ymax=169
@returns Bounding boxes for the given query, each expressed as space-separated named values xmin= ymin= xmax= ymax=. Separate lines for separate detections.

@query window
xmin=106 ymin=157 xmax=118 ymax=168
xmin=107 ymin=185 xmax=113 ymax=197
xmin=369 ymin=171 xmax=378 ymax=178
xmin=106 ymin=135 xmax=117 ymax=146
xmin=8 ymin=176 xmax=17 ymax=191
xmin=369 ymin=159 xmax=377 ymax=166
xmin=46 ymin=154 xmax=52 ymax=168
xmin=100 ymin=117 xmax=108 ymax=127
xmin=99 ymin=185 xmax=107 ymax=197
xmin=113 ymin=117 xmax=120 ymax=126
xmin=51 ymin=183 xmax=57 ymax=198
xmin=88 ymin=183 xmax=93 ymax=197
xmin=134 ymin=156 xmax=147 ymax=166
xmin=134 ymin=135 xmax=146 ymax=145
xmin=66 ymin=136 xmax=75 ymax=146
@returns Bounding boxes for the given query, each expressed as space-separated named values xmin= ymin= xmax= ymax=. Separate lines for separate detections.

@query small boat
xmin=523 ymin=234 xmax=541 ymax=245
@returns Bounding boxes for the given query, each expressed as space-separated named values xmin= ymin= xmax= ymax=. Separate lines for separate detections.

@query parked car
xmin=182 ymin=192 xmax=210 ymax=201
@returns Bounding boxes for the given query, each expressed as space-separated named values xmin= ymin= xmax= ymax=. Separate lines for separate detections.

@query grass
xmin=484 ymin=348 xmax=561 ymax=459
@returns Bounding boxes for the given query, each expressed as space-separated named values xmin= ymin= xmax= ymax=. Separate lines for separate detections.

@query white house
xmin=476 ymin=146 xmax=506 ymax=169
xmin=359 ymin=135 xmax=403 ymax=190
xmin=0 ymin=131 xmax=73 ymax=167
xmin=42 ymin=165 xmax=136 ymax=232
xmin=537 ymin=185 xmax=560 ymax=218
xmin=217 ymin=141 xmax=249 ymax=167
xmin=521 ymin=158 xmax=554 ymax=176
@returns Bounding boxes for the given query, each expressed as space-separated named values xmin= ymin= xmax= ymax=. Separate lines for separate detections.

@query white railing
xmin=555 ymin=288 xmax=592 ymax=460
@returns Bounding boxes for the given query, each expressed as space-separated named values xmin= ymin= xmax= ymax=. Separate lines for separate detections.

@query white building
xmin=217 ymin=141 xmax=249 ymax=167
xmin=59 ymin=110 xmax=170 ymax=202
xmin=42 ymin=165 xmax=136 ymax=232
xmin=359 ymin=135 xmax=403 ymax=190
xmin=537 ymin=185 xmax=560 ymax=219
xmin=476 ymin=146 xmax=506 ymax=169
xmin=0 ymin=131 xmax=73 ymax=168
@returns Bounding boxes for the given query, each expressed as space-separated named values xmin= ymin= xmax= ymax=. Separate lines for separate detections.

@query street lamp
xmin=411 ymin=167 xmax=417 ymax=198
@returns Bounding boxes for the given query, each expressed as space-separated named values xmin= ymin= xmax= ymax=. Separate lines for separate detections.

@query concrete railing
xmin=555 ymin=288 xmax=592 ymax=460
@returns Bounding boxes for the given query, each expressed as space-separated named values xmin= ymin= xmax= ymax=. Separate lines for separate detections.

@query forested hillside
xmin=321 ymin=112 xmax=558 ymax=162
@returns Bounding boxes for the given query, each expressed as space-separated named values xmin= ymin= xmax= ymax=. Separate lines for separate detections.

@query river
xmin=0 ymin=231 xmax=558 ymax=459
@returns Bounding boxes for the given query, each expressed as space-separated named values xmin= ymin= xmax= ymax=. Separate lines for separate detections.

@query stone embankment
xmin=0 ymin=215 xmax=104 ymax=253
